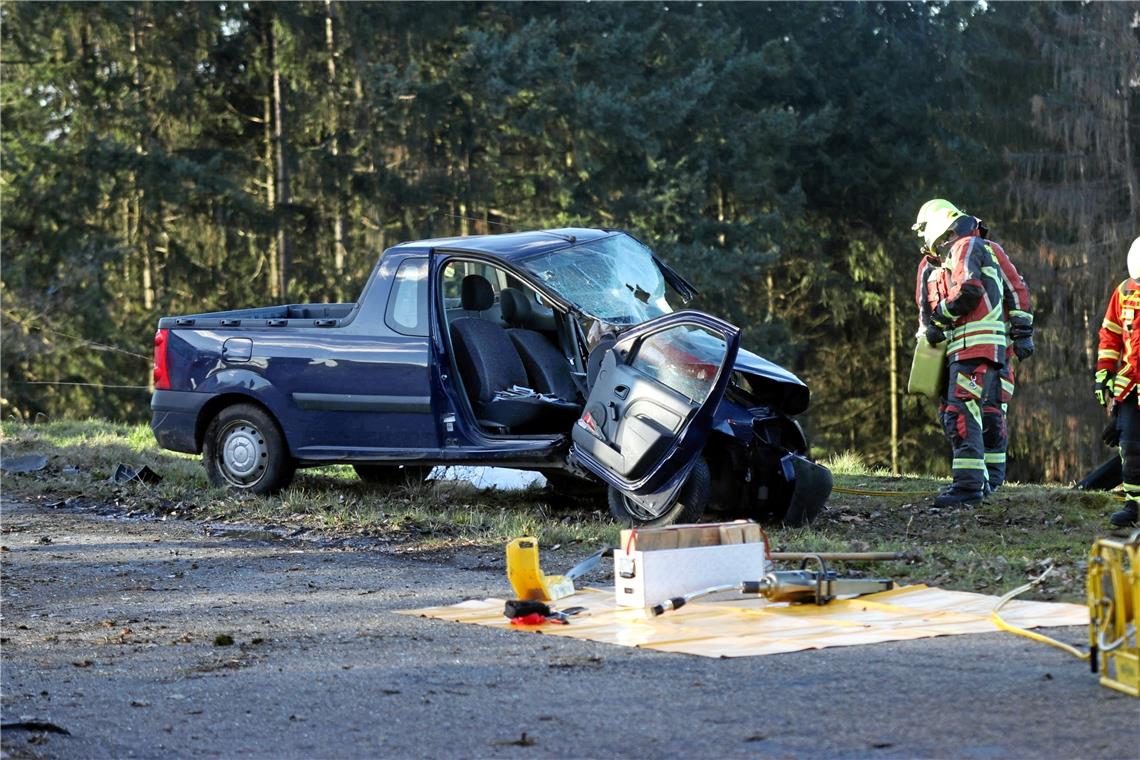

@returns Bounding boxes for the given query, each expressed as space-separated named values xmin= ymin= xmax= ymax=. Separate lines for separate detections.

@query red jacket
xmin=915 ymin=253 xmax=945 ymax=331
xmin=987 ymin=239 xmax=1033 ymax=338
xmin=1097 ymin=279 xmax=1140 ymax=401
xmin=925 ymin=231 xmax=1007 ymax=365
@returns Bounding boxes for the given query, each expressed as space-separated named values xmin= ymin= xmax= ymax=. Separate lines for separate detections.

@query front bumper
xmin=150 ymin=389 xmax=216 ymax=454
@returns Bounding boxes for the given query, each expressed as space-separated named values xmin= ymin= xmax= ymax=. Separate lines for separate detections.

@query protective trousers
xmin=939 ymin=359 xmax=1003 ymax=495
xmin=1115 ymin=392 xmax=1140 ymax=508
xmin=986 ymin=364 xmax=1016 ymax=489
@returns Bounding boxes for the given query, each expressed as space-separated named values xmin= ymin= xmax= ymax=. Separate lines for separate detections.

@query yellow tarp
xmin=399 ymin=585 xmax=1088 ymax=658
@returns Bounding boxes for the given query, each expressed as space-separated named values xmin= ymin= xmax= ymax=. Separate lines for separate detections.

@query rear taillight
xmin=153 ymin=329 xmax=170 ymax=390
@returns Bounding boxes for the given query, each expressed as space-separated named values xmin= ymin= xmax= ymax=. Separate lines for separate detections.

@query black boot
xmin=934 ymin=488 xmax=984 ymax=508
xmin=1109 ymin=502 xmax=1138 ymax=528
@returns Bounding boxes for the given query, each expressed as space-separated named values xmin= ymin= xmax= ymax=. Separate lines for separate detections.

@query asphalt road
xmin=1 ymin=499 xmax=1137 ymax=759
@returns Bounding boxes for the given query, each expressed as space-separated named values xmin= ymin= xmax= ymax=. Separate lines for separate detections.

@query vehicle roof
xmin=384 ymin=228 xmax=616 ymax=261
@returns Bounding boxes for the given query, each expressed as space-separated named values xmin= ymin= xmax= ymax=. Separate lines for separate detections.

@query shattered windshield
xmin=518 ymin=234 xmax=674 ymax=325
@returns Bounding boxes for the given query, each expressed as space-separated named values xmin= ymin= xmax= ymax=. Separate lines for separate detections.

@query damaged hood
xmin=734 ymin=348 xmax=809 ymax=415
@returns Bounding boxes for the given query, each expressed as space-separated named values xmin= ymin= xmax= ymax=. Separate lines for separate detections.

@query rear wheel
xmin=203 ymin=403 xmax=295 ymax=495
xmin=353 ymin=464 xmax=432 ymax=488
xmin=607 ymin=456 xmax=710 ymax=527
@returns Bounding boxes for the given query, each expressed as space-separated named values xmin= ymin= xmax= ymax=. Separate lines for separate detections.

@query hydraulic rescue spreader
xmin=1088 ymin=532 xmax=1139 ymax=697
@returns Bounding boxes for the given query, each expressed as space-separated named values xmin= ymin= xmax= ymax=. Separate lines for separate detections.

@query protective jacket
xmin=929 ymin=231 xmax=1007 ymax=365
xmin=915 ymin=253 xmax=943 ymax=331
xmin=1097 ymin=279 xmax=1140 ymax=402
xmin=987 ymin=238 xmax=1033 ymax=406
xmin=987 ymin=239 xmax=1033 ymax=342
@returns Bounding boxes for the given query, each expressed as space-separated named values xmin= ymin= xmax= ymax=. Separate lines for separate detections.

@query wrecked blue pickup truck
xmin=151 ymin=228 xmax=831 ymax=526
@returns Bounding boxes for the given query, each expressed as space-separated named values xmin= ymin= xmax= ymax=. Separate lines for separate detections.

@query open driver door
xmin=571 ymin=311 xmax=740 ymax=521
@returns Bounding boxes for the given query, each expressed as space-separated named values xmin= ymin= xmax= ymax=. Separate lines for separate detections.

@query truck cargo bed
xmin=156 ymin=302 xmax=355 ymax=329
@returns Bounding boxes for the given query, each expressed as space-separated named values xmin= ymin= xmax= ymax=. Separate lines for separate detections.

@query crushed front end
xmin=707 ymin=362 xmax=832 ymax=526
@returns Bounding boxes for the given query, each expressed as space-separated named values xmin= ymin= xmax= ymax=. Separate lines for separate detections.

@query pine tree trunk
xmin=130 ymin=16 xmax=154 ymax=311
xmin=270 ymin=17 xmax=290 ymax=302
xmin=1124 ymin=79 xmax=1138 ymax=228
xmin=325 ymin=0 xmax=346 ymax=295
xmin=264 ymin=89 xmax=279 ymax=300
xmin=888 ymin=285 xmax=899 ymax=475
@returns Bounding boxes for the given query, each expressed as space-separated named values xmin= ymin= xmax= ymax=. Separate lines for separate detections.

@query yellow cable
xmin=831 ymin=486 xmax=938 ymax=497
xmin=989 ymin=567 xmax=1090 ymax=661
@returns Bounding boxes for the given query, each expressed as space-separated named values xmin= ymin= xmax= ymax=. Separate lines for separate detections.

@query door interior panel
xmin=622 ymin=399 xmax=683 ymax=433
xmin=616 ymin=414 xmax=674 ymax=479
xmin=571 ymin=313 xmax=739 ymax=511
xmin=571 ymin=352 xmax=697 ymax=479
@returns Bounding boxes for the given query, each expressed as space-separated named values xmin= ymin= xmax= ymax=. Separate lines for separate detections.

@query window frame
xmin=384 ymin=257 xmax=429 ymax=337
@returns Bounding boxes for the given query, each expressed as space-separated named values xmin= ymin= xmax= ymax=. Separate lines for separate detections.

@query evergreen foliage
xmin=2 ymin=2 xmax=1136 ymax=482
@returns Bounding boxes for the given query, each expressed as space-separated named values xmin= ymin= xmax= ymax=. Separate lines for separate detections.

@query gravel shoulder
xmin=2 ymin=499 xmax=1137 ymax=759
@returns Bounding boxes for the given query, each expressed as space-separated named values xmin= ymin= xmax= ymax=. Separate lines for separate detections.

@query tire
xmin=353 ymin=464 xmax=431 ymax=488
xmin=607 ymin=456 xmax=711 ymax=527
xmin=203 ymin=403 xmax=295 ymax=495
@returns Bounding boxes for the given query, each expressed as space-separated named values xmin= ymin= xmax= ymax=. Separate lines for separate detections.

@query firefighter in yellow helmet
xmin=913 ymin=199 xmax=1034 ymax=504
xmin=1094 ymin=236 xmax=1140 ymax=527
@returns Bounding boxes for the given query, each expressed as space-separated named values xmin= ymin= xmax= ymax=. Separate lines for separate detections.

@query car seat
xmin=499 ymin=287 xmax=581 ymax=404
xmin=449 ymin=276 xmax=577 ymax=429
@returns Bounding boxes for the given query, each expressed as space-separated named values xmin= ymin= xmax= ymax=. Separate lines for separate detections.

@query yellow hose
xmin=831 ymin=485 xmax=938 ymax=498
xmin=989 ymin=567 xmax=1090 ymax=661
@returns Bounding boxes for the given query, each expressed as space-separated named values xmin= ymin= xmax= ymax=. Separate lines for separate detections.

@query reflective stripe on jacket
xmin=1098 ymin=279 xmax=1140 ymax=401
xmin=930 ymin=233 xmax=1007 ymax=365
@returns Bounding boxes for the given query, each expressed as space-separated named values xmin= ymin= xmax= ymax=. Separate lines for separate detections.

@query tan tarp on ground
xmin=399 ymin=585 xmax=1089 ymax=658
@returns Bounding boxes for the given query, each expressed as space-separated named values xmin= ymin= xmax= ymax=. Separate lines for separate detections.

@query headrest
xmin=461 ymin=275 xmax=494 ymax=311
xmin=499 ymin=288 xmax=533 ymax=327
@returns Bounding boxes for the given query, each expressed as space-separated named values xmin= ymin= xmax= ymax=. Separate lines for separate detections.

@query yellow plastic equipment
xmin=907 ymin=336 xmax=947 ymax=397
xmin=506 ymin=537 xmax=575 ymax=602
xmin=1087 ymin=532 xmax=1139 ymax=697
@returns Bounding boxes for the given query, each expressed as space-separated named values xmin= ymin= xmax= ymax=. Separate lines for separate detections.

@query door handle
xmin=614 ymin=385 xmax=630 ymax=400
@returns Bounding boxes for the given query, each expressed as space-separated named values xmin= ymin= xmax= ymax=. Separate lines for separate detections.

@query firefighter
xmin=914 ymin=202 xmax=1008 ymax=505
xmin=1094 ymin=236 xmax=1140 ymax=528
xmin=976 ymin=220 xmax=1033 ymax=489
xmin=913 ymin=200 xmax=1034 ymax=495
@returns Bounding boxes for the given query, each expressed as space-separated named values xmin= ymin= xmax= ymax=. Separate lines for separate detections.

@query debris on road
xmin=1 ymin=454 xmax=48 ymax=473
xmin=109 ymin=463 xmax=162 ymax=486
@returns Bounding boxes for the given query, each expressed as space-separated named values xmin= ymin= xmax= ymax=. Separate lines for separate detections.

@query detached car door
xmin=571 ymin=311 xmax=740 ymax=519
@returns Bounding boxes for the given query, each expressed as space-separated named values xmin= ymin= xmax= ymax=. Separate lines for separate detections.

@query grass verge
xmin=2 ymin=419 xmax=1130 ymax=602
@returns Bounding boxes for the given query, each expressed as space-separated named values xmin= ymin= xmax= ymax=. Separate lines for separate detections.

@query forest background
xmin=2 ymin=1 xmax=1137 ymax=483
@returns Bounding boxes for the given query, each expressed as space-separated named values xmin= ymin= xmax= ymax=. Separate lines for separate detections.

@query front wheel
xmin=607 ymin=456 xmax=710 ymax=527
xmin=203 ymin=403 xmax=295 ymax=495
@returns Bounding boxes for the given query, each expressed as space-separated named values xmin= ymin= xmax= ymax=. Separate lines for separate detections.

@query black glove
xmin=1013 ymin=337 xmax=1034 ymax=361
xmin=925 ymin=324 xmax=946 ymax=345
xmin=1103 ymin=418 xmax=1121 ymax=448
xmin=1094 ymin=369 xmax=1114 ymax=407
xmin=503 ymin=599 xmax=552 ymax=618
xmin=928 ymin=308 xmax=954 ymax=331
xmin=1009 ymin=323 xmax=1033 ymax=340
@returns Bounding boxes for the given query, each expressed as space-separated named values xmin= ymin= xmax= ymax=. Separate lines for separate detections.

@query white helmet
xmin=922 ymin=204 xmax=969 ymax=250
xmin=1129 ymin=236 xmax=1140 ymax=280
xmin=913 ymin=199 xmax=950 ymax=236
